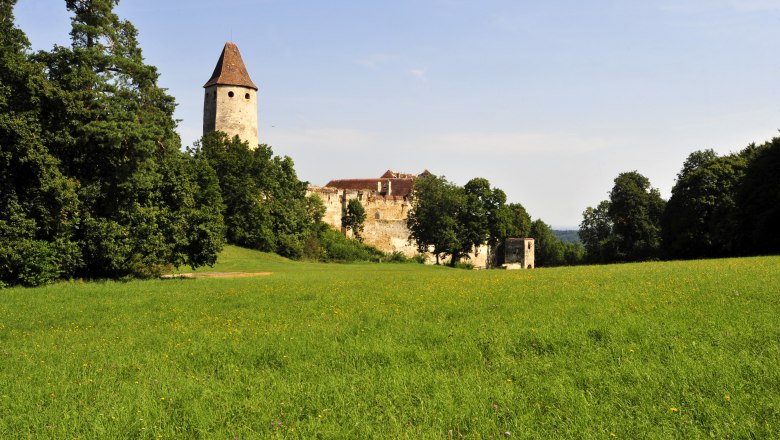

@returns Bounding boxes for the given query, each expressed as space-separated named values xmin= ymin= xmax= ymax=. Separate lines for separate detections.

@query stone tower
xmin=203 ymin=42 xmax=259 ymax=148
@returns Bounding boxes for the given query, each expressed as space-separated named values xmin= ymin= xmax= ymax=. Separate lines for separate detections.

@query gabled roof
xmin=203 ymin=42 xmax=258 ymax=90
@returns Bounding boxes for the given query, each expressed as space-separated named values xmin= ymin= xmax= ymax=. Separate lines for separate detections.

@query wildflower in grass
xmin=725 ymin=394 xmax=731 ymax=401
xmin=669 ymin=407 xmax=678 ymax=413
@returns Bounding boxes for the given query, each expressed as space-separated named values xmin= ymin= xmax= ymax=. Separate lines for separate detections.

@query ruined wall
xmin=203 ymin=84 xmax=258 ymax=148
xmin=504 ymin=238 xmax=535 ymax=269
xmin=308 ymin=186 xmax=418 ymax=256
xmin=307 ymin=186 xmax=490 ymax=268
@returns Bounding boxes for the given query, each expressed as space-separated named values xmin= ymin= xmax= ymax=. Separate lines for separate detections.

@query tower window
xmin=228 ymin=91 xmax=234 ymax=98
xmin=245 ymin=93 xmax=250 ymax=99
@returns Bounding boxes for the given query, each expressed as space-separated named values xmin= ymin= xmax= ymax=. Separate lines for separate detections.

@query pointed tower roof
xmin=203 ymin=42 xmax=258 ymax=90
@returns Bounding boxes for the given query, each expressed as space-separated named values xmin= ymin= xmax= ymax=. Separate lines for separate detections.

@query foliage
xmin=2 ymin=248 xmax=779 ymax=438
xmin=193 ymin=132 xmax=311 ymax=259
xmin=0 ymin=0 xmax=80 ymax=286
xmin=407 ymin=174 xmax=465 ymax=264
xmin=506 ymin=203 xmax=532 ymax=238
xmin=581 ymin=172 xmax=665 ymax=264
xmin=608 ymin=171 xmax=665 ymax=261
xmin=737 ymin=137 xmax=780 ymax=255
xmin=528 ymin=220 xmax=585 ymax=267
xmin=341 ymin=198 xmax=366 ymax=241
xmin=303 ymin=223 xmax=386 ymax=263
xmin=462 ymin=178 xmax=513 ymax=262
xmin=662 ymin=150 xmax=748 ymax=259
xmin=408 ymin=175 xmax=521 ymax=266
xmin=579 ymin=200 xmax=614 ymax=264
xmin=6 ymin=0 xmax=226 ymax=281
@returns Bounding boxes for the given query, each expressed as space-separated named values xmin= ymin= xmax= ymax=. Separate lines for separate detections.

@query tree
xmin=579 ymin=200 xmax=614 ymax=263
xmin=662 ymin=150 xmax=748 ymax=259
xmin=342 ymin=198 xmax=366 ymax=241
xmin=561 ymin=241 xmax=586 ymax=266
xmin=607 ymin=171 xmax=665 ymax=261
xmin=0 ymin=0 xmax=81 ymax=286
xmin=530 ymin=219 xmax=564 ymax=267
xmin=506 ymin=203 xmax=532 ymax=238
xmin=407 ymin=174 xmax=464 ymax=264
xmin=459 ymin=178 xmax=490 ymax=258
xmin=34 ymin=0 xmax=223 ymax=278
xmin=193 ymin=132 xmax=312 ymax=259
xmin=737 ymin=137 xmax=780 ymax=255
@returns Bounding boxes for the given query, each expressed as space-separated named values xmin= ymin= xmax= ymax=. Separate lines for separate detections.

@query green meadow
xmin=1 ymin=246 xmax=779 ymax=439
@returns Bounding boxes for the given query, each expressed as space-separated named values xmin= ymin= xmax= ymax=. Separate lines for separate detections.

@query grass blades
xmin=1 ymin=247 xmax=779 ymax=438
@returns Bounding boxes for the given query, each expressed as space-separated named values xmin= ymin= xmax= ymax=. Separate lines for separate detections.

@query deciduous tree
xmin=662 ymin=150 xmax=747 ymax=259
xmin=0 ymin=0 xmax=80 ymax=286
xmin=342 ymin=198 xmax=367 ymax=241
xmin=737 ymin=137 xmax=780 ymax=254
xmin=407 ymin=174 xmax=464 ymax=264
xmin=608 ymin=171 xmax=665 ymax=261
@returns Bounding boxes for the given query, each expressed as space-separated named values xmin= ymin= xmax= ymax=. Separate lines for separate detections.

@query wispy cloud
xmin=409 ymin=68 xmax=428 ymax=81
xmin=264 ymin=127 xmax=379 ymax=154
xmin=413 ymin=131 xmax=617 ymax=155
xmin=357 ymin=53 xmax=398 ymax=70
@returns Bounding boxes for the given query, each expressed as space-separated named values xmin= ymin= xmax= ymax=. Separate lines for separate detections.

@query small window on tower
xmin=228 ymin=91 xmax=234 ymax=98
xmin=245 ymin=93 xmax=250 ymax=99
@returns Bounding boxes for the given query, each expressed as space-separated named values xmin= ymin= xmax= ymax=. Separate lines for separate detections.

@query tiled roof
xmin=203 ymin=42 xmax=258 ymax=90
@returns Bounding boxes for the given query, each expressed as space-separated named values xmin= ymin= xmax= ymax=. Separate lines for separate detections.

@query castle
xmin=203 ymin=42 xmax=534 ymax=269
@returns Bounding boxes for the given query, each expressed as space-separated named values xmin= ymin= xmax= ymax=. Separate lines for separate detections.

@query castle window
xmin=245 ymin=93 xmax=250 ymax=99
xmin=228 ymin=91 xmax=234 ymax=98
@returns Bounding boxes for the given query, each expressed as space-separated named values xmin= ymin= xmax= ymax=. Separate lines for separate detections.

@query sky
xmin=14 ymin=0 xmax=780 ymax=228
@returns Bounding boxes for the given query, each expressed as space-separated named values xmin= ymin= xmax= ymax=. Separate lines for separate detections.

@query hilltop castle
xmin=203 ymin=43 xmax=533 ymax=269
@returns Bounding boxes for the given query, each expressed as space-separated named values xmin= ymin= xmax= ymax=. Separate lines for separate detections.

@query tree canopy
xmin=1 ymin=0 xmax=224 ymax=285
xmin=579 ymin=171 xmax=664 ymax=263
xmin=342 ymin=198 xmax=367 ymax=242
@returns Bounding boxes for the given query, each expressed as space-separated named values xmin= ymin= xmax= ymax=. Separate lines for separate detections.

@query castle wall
xmin=307 ymin=186 xmax=490 ymax=268
xmin=204 ymin=84 xmax=258 ymax=148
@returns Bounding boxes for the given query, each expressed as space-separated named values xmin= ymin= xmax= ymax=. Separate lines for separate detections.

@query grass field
xmin=1 ymin=246 xmax=779 ymax=438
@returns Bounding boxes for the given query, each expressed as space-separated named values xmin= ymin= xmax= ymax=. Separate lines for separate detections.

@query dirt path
xmin=160 ymin=272 xmax=272 ymax=279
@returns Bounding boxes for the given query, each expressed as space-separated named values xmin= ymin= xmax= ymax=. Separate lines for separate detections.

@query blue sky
xmin=15 ymin=0 xmax=780 ymax=228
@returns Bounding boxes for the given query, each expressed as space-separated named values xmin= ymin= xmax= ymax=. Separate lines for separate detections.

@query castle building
xmin=202 ymin=43 xmax=532 ymax=268
xmin=203 ymin=42 xmax=259 ymax=147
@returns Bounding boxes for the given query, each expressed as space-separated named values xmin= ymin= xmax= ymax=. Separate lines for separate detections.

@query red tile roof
xmin=204 ymin=42 xmax=258 ymax=90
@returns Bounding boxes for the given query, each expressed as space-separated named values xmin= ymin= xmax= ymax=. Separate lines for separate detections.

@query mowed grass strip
xmin=1 ymin=247 xmax=778 ymax=438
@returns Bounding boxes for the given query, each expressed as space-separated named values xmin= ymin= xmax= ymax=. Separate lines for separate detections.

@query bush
xmin=453 ymin=261 xmax=475 ymax=270
xmin=303 ymin=226 xmax=385 ymax=263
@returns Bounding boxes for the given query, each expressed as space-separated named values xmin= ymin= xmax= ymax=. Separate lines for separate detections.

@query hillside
xmin=553 ymin=229 xmax=581 ymax=243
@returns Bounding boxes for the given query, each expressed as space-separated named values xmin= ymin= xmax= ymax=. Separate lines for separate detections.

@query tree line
xmin=579 ymin=138 xmax=780 ymax=263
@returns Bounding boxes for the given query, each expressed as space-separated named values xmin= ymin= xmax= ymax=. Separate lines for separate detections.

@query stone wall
xmin=307 ymin=186 xmax=490 ymax=268
xmin=203 ymin=84 xmax=258 ymax=148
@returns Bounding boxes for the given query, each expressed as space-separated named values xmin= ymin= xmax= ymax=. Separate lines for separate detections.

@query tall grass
xmin=1 ymin=248 xmax=778 ymax=438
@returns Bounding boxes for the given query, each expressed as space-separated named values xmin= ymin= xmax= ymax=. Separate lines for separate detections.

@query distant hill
xmin=553 ymin=229 xmax=581 ymax=243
